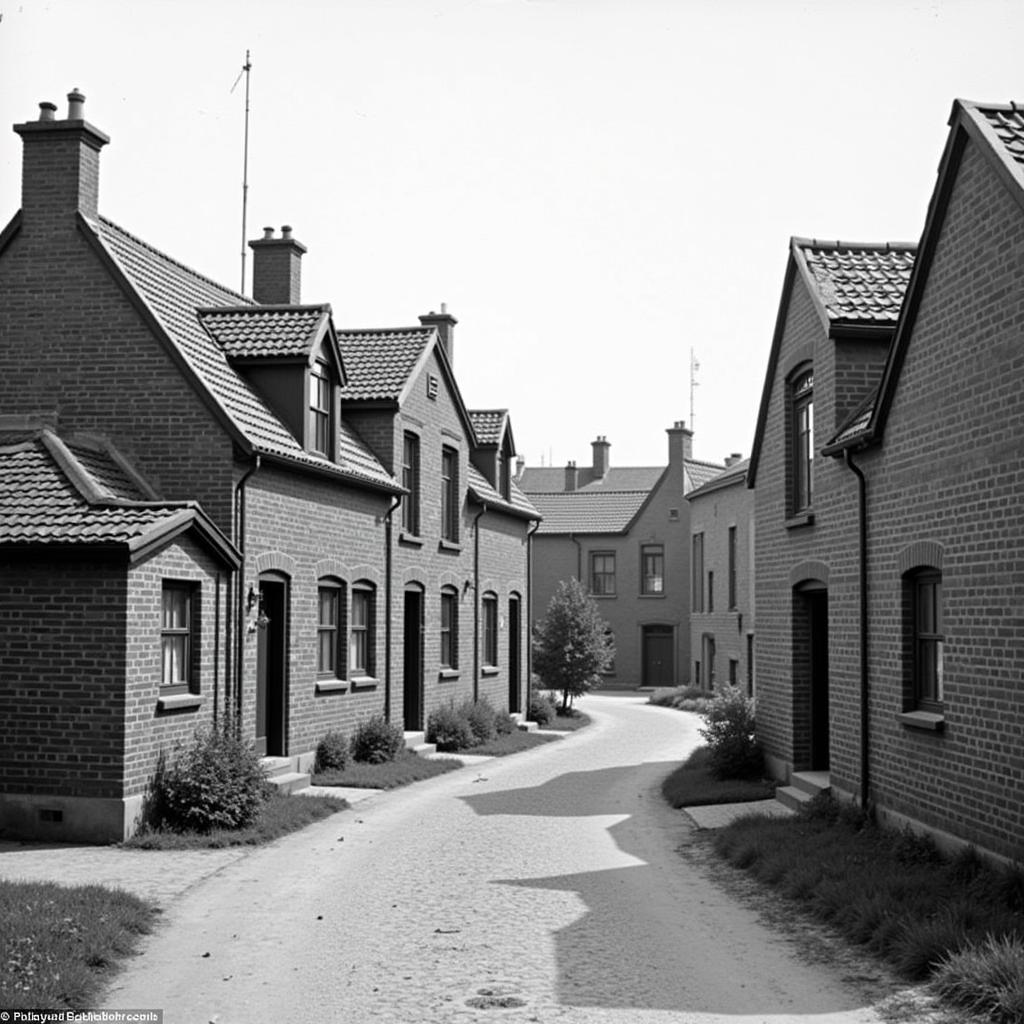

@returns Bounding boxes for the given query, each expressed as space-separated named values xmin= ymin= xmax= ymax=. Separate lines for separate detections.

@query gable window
xmin=402 ymin=432 xmax=421 ymax=536
xmin=728 ymin=526 xmax=737 ymax=610
xmin=440 ymin=587 xmax=459 ymax=670
xmin=161 ymin=582 xmax=197 ymax=693
xmin=310 ymin=360 xmax=333 ymax=458
xmin=349 ymin=584 xmax=375 ymax=677
xmin=791 ymin=368 xmax=814 ymax=513
xmin=708 ymin=570 xmax=714 ymax=613
xmin=441 ymin=446 xmax=459 ymax=543
xmin=590 ymin=552 xmax=616 ymax=596
xmin=317 ymin=581 xmax=343 ymax=678
xmin=482 ymin=592 xmax=498 ymax=667
xmin=909 ymin=570 xmax=944 ymax=711
xmin=641 ymin=544 xmax=664 ymax=595
xmin=692 ymin=533 xmax=704 ymax=611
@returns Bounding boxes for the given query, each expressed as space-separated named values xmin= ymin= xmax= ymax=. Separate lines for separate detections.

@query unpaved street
xmin=107 ymin=695 xmax=896 ymax=1023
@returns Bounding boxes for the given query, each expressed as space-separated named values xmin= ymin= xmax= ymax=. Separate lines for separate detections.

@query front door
xmin=642 ymin=625 xmax=674 ymax=687
xmin=255 ymin=577 xmax=288 ymax=757
xmin=508 ymin=595 xmax=521 ymax=712
xmin=808 ymin=591 xmax=830 ymax=770
xmin=403 ymin=589 xmax=424 ymax=730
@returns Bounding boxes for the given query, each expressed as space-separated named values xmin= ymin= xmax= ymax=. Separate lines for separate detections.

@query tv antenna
xmin=690 ymin=348 xmax=700 ymax=433
xmin=231 ymin=51 xmax=253 ymax=295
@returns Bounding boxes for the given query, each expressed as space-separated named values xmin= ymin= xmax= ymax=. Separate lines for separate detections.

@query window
xmin=729 ymin=659 xmax=739 ymax=686
xmin=317 ymin=582 xmax=342 ymax=677
xmin=590 ymin=551 xmax=616 ymax=596
xmin=482 ymin=593 xmax=498 ymax=667
xmin=791 ymin=368 xmax=814 ymax=513
xmin=441 ymin=446 xmax=459 ymax=542
xmin=641 ymin=544 xmax=664 ymax=595
xmin=910 ymin=570 xmax=944 ymax=709
xmin=161 ymin=583 xmax=196 ymax=692
xmin=440 ymin=588 xmax=458 ymax=669
xmin=692 ymin=533 xmax=704 ymax=611
xmin=402 ymin=432 xmax=421 ymax=535
xmin=310 ymin=360 xmax=333 ymax=458
xmin=728 ymin=526 xmax=737 ymax=610
xmin=708 ymin=570 xmax=714 ymax=613
xmin=349 ymin=585 xmax=374 ymax=677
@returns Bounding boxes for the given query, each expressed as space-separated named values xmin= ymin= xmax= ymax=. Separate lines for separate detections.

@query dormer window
xmin=310 ymin=360 xmax=333 ymax=458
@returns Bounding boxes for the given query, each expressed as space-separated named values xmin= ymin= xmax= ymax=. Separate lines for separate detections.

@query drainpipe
xmin=526 ymin=518 xmax=540 ymax=716
xmin=214 ymin=571 xmax=221 ymax=726
xmin=233 ymin=455 xmax=261 ymax=737
xmin=844 ymin=448 xmax=870 ymax=814
xmin=383 ymin=494 xmax=402 ymax=723
xmin=570 ymin=532 xmax=582 ymax=582
xmin=472 ymin=503 xmax=487 ymax=703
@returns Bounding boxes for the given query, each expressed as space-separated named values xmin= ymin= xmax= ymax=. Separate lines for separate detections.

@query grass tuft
xmin=661 ymin=745 xmax=776 ymax=808
xmin=313 ymin=749 xmax=464 ymax=789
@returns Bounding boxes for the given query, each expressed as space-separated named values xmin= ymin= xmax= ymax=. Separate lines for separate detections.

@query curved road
xmin=108 ymin=695 xmax=891 ymax=1023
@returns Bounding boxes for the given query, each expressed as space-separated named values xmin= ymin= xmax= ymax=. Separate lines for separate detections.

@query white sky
xmin=1 ymin=0 xmax=1021 ymax=467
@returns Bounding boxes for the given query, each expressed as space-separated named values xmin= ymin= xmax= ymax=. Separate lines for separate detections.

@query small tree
xmin=698 ymin=685 xmax=764 ymax=780
xmin=532 ymin=578 xmax=615 ymax=710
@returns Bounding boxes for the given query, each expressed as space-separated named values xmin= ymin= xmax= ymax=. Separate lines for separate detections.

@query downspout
xmin=383 ymin=494 xmax=402 ymax=723
xmin=214 ymin=571 xmax=221 ymax=726
xmin=233 ymin=455 xmax=261 ymax=736
xmin=526 ymin=518 xmax=541 ymax=717
xmin=844 ymin=448 xmax=870 ymax=813
xmin=570 ymin=532 xmax=582 ymax=581
xmin=472 ymin=503 xmax=488 ymax=703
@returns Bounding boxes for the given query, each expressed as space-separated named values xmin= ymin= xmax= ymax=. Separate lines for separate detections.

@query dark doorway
xmin=794 ymin=586 xmax=829 ymax=771
xmin=403 ymin=588 xmax=424 ymax=730
xmin=508 ymin=595 xmax=521 ymax=712
xmin=808 ymin=591 xmax=830 ymax=770
xmin=642 ymin=625 xmax=674 ymax=687
xmin=255 ymin=576 xmax=288 ymax=757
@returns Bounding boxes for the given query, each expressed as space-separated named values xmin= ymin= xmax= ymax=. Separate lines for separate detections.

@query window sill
xmin=315 ymin=679 xmax=349 ymax=694
xmin=591 ymin=593 xmax=617 ymax=600
xmin=898 ymin=710 xmax=945 ymax=732
xmin=438 ymin=539 xmax=461 ymax=554
xmin=350 ymin=675 xmax=379 ymax=690
xmin=398 ymin=532 xmax=423 ymax=548
xmin=157 ymin=693 xmax=205 ymax=712
xmin=481 ymin=665 xmax=500 ymax=677
xmin=785 ymin=511 xmax=816 ymax=530
xmin=439 ymin=668 xmax=460 ymax=681
xmin=639 ymin=593 xmax=666 ymax=599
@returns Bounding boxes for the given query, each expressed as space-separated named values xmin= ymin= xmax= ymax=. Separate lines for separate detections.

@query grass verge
xmin=662 ymin=745 xmax=776 ymax=807
xmin=713 ymin=796 xmax=1024 ymax=1021
xmin=124 ymin=791 xmax=346 ymax=850
xmin=470 ymin=729 xmax=561 ymax=756
xmin=539 ymin=710 xmax=591 ymax=733
xmin=0 ymin=880 xmax=157 ymax=1009
xmin=314 ymin=749 xmax=465 ymax=789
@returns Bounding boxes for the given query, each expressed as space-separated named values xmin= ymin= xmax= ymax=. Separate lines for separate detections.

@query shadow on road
xmin=461 ymin=763 xmax=878 ymax=1017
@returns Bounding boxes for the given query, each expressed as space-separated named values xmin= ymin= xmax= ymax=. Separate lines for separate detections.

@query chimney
xmin=515 ymin=455 xmax=525 ymax=481
xmin=564 ymin=460 xmax=579 ymax=492
xmin=248 ymin=225 xmax=307 ymax=304
xmin=667 ymin=420 xmax=694 ymax=467
xmin=13 ymin=89 xmax=110 ymax=231
xmin=724 ymin=452 xmax=743 ymax=467
xmin=591 ymin=435 xmax=610 ymax=479
xmin=419 ymin=304 xmax=457 ymax=365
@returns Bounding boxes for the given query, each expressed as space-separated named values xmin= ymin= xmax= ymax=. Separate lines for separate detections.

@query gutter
xmin=383 ymin=494 xmax=402 ymax=722
xmin=233 ymin=455 xmax=261 ymax=734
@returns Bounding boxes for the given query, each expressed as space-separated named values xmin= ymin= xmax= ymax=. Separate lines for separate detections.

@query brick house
xmin=519 ymin=425 xmax=722 ymax=688
xmin=0 ymin=89 xmax=537 ymax=842
xmin=686 ymin=456 xmax=755 ymax=694
xmin=749 ymin=99 xmax=1024 ymax=861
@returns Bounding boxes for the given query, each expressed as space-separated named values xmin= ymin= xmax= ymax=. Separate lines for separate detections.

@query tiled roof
xmin=795 ymin=241 xmax=915 ymax=322
xmin=519 ymin=465 xmax=665 ymax=493
xmin=978 ymin=104 xmax=1024 ymax=168
xmin=0 ymin=435 xmax=195 ymax=547
xmin=469 ymin=409 xmax=507 ymax=446
xmin=64 ymin=441 xmax=151 ymax=500
xmin=528 ymin=490 xmax=650 ymax=535
xmin=687 ymin=458 xmax=749 ymax=499
xmin=336 ymin=327 xmax=434 ymax=401
xmin=89 ymin=218 xmax=396 ymax=491
xmin=466 ymin=464 xmax=540 ymax=520
xmin=685 ymin=460 xmax=727 ymax=493
xmin=199 ymin=306 xmax=329 ymax=359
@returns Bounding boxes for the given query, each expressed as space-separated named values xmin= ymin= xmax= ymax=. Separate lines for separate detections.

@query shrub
xmin=494 ymin=706 xmax=517 ymax=735
xmin=350 ymin=715 xmax=405 ymax=764
xmin=153 ymin=727 xmax=270 ymax=833
xmin=314 ymin=730 xmax=349 ymax=773
xmin=933 ymin=933 xmax=1024 ymax=1022
xmin=427 ymin=703 xmax=475 ymax=752
xmin=698 ymin=685 xmax=764 ymax=780
xmin=528 ymin=691 xmax=558 ymax=726
xmin=462 ymin=698 xmax=497 ymax=744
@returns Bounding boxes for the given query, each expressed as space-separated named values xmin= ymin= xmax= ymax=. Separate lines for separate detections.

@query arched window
xmin=316 ymin=577 xmax=344 ymax=678
xmin=440 ymin=586 xmax=459 ymax=670
xmin=790 ymin=367 xmax=814 ymax=513
xmin=906 ymin=568 xmax=944 ymax=710
xmin=482 ymin=591 xmax=498 ymax=668
xmin=349 ymin=582 xmax=375 ymax=677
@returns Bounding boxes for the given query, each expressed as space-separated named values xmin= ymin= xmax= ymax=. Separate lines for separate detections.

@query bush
xmin=494 ymin=707 xmax=516 ymax=735
xmin=153 ymin=727 xmax=270 ymax=833
xmin=698 ymin=685 xmax=764 ymax=780
xmin=462 ymin=698 xmax=497 ymax=744
xmin=314 ymin=730 xmax=349 ymax=773
xmin=932 ymin=933 xmax=1024 ymax=1022
xmin=350 ymin=715 xmax=405 ymax=764
xmin=528 ymin=691 xmax=558 ymax=726
xmin=427 ymin=703 xmax=475 ymax=752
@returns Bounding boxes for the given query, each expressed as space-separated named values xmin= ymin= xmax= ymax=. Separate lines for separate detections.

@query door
xmin=702 ymin=634 xmax=717 ymax=690
xmin=508 ymin=595 xmax=521 ymax=712
xmin=255 ymin=576 xmax=288 ymax=757
xmin=403 ymin=588 xmax=424 ymax=730
xmin=808 ymin=591 xmax=830 ymax=770
xmin=642 ymin=625 xmax=674 ymax=687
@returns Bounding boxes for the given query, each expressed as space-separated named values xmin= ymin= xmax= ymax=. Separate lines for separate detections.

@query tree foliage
xmin=532 ymin=578 xmax=615 ymax=708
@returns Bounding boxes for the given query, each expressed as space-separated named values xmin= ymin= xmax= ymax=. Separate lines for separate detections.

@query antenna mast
xmin=235 ymin=51 xmax=253 ymax=295
xmin=689 ymin=348 xmax=700 ymax=433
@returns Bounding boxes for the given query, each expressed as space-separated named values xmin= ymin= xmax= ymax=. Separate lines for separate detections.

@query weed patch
xmin=314 ymin=750 xmax=464 ymax=789
xmin=661 ymin=745 xmax=775 ymax=807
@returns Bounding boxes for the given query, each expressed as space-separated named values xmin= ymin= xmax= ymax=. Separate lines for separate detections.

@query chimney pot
xmin=262 ymin=226 xmax=274 ymax=239
xmin=38 ymin=102 xmax=57 ymax=122
xmin=67 ymin=89 xmax=85 ymax=120
xmin=281 ymin=224 xmax=293 ymax=240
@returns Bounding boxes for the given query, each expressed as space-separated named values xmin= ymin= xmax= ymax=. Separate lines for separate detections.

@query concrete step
xmin=512 ymin=712 xmax=538 ymax=732
xmin=775 ymin=785 xmax=814 ymax=812
xmin=790 ymin=770 xmax=832 ymax=797
xmin=260 ymin=755 xmax=294 ymax=778
xmin=266 ymin=771 xmax=311 ymax=794
xmin=404 ymin=731 xmax=437 ymax=756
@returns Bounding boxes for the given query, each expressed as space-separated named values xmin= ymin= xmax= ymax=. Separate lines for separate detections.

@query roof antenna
xmin=689 ymin=347 xmax=700 ymax=435
xmin=231 ymin=51 xmax=253 ymax=295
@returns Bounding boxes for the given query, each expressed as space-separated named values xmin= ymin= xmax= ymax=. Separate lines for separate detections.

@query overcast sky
xmin=1 ymin=0 xmax=1021 ymax=468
